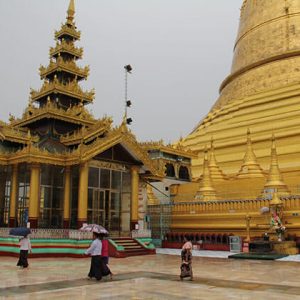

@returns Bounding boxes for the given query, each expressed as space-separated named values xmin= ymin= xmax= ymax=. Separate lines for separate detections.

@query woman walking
xmin=100 ymin=234 xmax=113 ymax=279
xmin=85 ymin=232 xmax=103 ymax=281
xmin=17 ymin=235 xmax=31 ymax=268
xmin=180 ymin=236 xmax=193 ymax=281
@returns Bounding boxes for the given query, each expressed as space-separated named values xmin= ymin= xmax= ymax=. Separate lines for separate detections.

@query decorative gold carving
xmin=11 ymin=100 xmax=95 ymax=127
xmin=60 ymin=117 xmax=112 ymax=145
xmin=40 ymin=57 xmax=89 ymax=79
xmin=78 ymin=124 xmax=164 ymax=177
xmin=55 ymin=24 xmax=81 ymax=40
xmin=141 ymin=140 xmax=197 ymax=158
xmin=30 ymin=77 xmax=95 ymax=103
xmin=89 ymin=160 xmax=126 ymax=171
xmin=0 ymin=124 xmax=38 ymax=144
xmin=50 ymin=40 xmax=83 ymax=59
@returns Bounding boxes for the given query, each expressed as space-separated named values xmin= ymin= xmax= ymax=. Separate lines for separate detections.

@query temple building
xmin=166 ymin=0 xmax=300 ymax=241
xmin=0 ymin=1 xmax=194 ymax=234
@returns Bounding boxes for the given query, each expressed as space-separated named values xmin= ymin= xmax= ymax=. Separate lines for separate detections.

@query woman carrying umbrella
xmin=17 ymin=234 xmax=32 ymax=268
xmin=85 ymin=231 xmax=103 ymax=281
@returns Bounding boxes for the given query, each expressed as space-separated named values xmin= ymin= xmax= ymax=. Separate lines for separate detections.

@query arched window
xmin=178 ymin=166 xmax=189 ymax=180
xmin=165 ymin=163 xmax=175 ymax=177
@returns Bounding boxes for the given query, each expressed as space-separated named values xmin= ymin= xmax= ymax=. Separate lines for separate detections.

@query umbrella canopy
xmin=260 ymin=206 xmax=270 ymax=214
xmin=79 ymin=224 xmax=108 ymax=235
xmin=9 ymin=227 xmax=31 ymax=237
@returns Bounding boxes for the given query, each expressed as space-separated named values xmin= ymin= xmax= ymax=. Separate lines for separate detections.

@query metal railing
xmin=0 ymin=228 xmax=92 ymax=240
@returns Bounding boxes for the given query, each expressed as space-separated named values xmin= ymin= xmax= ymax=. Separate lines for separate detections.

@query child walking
xmin=17 ymin=235 xmax=31 ymax=268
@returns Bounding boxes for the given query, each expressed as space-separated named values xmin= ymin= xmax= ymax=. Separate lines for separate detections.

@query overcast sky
xmin=0 ymin=0 xmax=242 ymax=142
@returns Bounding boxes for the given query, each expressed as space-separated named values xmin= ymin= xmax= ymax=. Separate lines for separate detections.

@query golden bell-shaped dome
xmin=214 ymin=0 xmax=300 ymax=110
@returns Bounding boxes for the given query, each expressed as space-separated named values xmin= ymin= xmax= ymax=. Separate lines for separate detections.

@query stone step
xmin=109 ymin=237 xmax=155 ymax=258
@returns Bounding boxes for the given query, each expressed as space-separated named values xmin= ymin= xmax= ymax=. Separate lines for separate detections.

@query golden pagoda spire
xmin=195 ymin=146 xmax=217 ymax=201
xmin=264 ymin=134 xmax=289 ymax=195
xmin=208 ymin=136 xmax=227 ymax=181
xmin=66 ymin=0 xmax=75 ymax=25
xmin=237 ymin=129 xmax=264 ymax=178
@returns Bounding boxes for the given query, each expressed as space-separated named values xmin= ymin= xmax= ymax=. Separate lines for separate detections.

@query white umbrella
xmin=260 ymin=207 xmax=270 ymax=214
xmin=79 ymin=223 xmax=108 ymax=235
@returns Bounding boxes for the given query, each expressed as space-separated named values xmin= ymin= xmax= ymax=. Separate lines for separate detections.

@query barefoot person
xmin=180 ymin=236 xmax=193 ymax=281
xmin=85 ymin=232 xmax=103 ymax=281
xmin=17 ymin=235 xmax=31 ymax=268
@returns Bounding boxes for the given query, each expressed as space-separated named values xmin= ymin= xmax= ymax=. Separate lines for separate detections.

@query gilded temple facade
xmin=0 ymin=1 xmax=196 ymax=233
xmin=169 ymin=0 xmax=300 ymax=239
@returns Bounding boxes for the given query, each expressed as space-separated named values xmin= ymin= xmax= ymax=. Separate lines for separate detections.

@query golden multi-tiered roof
xmin=0 ymin=0 xmax=163 ymax=179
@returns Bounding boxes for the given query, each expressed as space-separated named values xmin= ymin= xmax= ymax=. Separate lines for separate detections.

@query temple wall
xmin=170 ymin=198 xmax=300 ymax=237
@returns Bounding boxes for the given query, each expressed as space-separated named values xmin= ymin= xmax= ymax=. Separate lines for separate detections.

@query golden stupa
xmin=169 ymin=0 xmax=300 ymax=239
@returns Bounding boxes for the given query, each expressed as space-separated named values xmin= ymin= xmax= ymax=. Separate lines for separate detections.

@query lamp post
xmin=124 ymin=64 xmax=133 ymax=125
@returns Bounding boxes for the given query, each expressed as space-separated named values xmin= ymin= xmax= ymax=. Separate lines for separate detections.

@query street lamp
xmin=124 ymin=65 xmax=133 ymax=125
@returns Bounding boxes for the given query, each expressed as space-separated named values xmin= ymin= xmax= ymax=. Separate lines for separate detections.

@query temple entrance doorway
xmin=87 ymin=164 xmax=125 ymax=235
xmin=88 ymin=189 xmax=120 ymax=234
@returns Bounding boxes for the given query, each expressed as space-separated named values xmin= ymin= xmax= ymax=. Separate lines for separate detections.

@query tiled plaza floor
xmin=1 ymin=253 xmax=300 ymax=299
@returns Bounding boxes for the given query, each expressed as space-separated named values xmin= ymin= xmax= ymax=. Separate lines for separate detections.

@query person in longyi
xmin=180 ymin=236 xmax=193 ymax=281
xmin=85 ymin=231 xmax=103 ymax=281
xmin=17 ymin=235 xmax=32 ymax=269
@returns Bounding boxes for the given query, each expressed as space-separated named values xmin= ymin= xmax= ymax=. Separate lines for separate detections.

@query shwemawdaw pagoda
xmin=0 ymin=0 xmax=194 ymax=233
xmin=1 ymin=0 xmax=300 ymax=246
xmin=167 ymin=0 xmax=300 ymax=241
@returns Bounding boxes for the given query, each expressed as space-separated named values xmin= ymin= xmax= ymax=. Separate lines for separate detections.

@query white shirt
xmin=20 ymin=237 xmax=31 ymax=251
xmin=85 ymin=239 xmax=102 ymax=256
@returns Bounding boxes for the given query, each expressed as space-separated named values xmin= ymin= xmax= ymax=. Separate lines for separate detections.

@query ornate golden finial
xmin=209 ymin=136 xmax=227 ymax=181
xmin=66 ymin=0 xmax=75 ymax=25
xmin=264 ymin=134 xmax=289 ymax=195
xmin=237 ymin=129 xmax=264 ymax=178
xmin=195 ymin=145 xmax=217 ymax=201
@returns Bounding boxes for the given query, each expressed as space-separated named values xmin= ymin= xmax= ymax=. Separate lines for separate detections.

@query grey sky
xmin=0 ymin=0 xmax=242 ymax=142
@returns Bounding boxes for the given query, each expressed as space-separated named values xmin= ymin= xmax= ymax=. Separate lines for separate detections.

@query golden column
xmin=130 ymin=166 xmax=139 ymax=230
xmin=9 ymin=165 xmax=18 ymax=227
xmin=63 ymin=166 xmax=71 ymax=228
xmin=28 ymin=164 xmax=40 ymax=228
xmin=77 ymin=162 xmax=88 ymax=228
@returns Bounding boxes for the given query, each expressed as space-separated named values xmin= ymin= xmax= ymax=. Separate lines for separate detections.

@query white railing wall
xmin=0 ymin=228 xmax=93 ymax=240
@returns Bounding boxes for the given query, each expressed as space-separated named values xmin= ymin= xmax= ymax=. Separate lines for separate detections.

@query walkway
xmin=0 ymin=253 xmax=300 ymax=299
